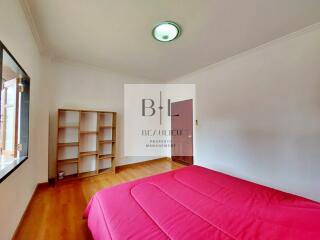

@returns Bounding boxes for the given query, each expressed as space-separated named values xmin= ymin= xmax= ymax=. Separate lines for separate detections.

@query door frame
xmin=170 ymin=99 xmax=194 ymax=165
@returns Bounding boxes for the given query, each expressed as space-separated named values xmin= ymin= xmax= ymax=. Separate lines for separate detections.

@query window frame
xmin=0 ymin=41 xmax=30 ymax=183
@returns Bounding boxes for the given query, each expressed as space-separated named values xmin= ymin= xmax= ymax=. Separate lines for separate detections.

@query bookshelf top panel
xmin=58 ymin=108 xmax=116 ymax=114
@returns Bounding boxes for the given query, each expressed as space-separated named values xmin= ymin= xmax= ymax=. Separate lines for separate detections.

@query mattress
xmin=84 ymin=165 xmax=320 ymax=240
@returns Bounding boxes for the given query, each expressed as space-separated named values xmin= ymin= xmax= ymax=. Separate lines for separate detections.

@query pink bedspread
xmin=84 ymin=165 xmax=320 ymax=240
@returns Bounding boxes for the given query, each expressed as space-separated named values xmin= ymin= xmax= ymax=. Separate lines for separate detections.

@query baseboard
xmin=116 ymin=157 xmax=171 ymax=171
xmin=48 ymin=178 xmax=56 ymax=186
xmin=12 ymin=182 xmax=48 ymax=239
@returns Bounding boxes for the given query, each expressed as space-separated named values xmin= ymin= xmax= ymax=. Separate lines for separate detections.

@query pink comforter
xmin=84 ymin=165 xmax=320 ymax=240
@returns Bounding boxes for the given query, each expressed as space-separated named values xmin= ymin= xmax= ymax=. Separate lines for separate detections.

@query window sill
xmin=0 ymin=156 xmax=28 ymax=183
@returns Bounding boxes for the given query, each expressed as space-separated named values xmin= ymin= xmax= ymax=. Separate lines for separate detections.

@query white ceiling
xmin=24 ymin=0 xmax=320 ymax=80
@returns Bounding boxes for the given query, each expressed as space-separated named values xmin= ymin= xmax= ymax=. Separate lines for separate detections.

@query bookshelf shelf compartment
xmin=80 ymin=131 xmax=98 ymax=134
xmin=58 ymin=142 xmax=79 ymax=147
xmin=56 ymin=109 xmax=117 ymax=182
xmin=79 ymin=151 xmax=98 ymax=157
xmin=99 ymin=154 xmax=114 ymax=159
xmin=57 ymin=158 xmax=79 ymax=165
xmin=99 ymin=140 xmax=115 ymax=144
xmin=59 ymin=125 xmax=79 ymax=129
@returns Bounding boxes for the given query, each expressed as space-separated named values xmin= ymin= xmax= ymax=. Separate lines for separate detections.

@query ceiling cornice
xmin=19 ymin=0 xmax=48 ymax=56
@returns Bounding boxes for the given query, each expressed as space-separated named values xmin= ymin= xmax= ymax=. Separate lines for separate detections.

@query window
xmin=0 ymin=41 xmax=30 ymax=183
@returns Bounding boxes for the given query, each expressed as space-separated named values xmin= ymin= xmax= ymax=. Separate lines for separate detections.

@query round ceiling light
xmin=152 ymin=21 xmax=181 ymax=42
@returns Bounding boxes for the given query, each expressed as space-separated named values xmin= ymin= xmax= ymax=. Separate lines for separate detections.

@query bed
xmin=84 ymin=165 xmax=320 ymax=240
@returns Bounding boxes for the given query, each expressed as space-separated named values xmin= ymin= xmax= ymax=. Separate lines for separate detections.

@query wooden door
xmin=0 ymin=78 xmax=19 ymax=157
xmin=171 ymin=99 xmax=193 ymax=165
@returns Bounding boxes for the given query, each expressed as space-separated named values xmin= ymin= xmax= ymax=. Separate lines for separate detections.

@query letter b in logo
xmin=142 ymin=99 xmax=155 ymax=116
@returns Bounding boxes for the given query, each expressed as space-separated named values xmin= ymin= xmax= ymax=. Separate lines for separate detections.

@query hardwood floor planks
xmin=13 ymin=159 xmax=183 ymax=240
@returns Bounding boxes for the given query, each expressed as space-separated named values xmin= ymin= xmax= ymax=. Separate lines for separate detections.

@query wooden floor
xmin=14 ymin=159 xmax=183 ymax=240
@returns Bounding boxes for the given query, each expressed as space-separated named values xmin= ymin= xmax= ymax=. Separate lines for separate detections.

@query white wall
xmin=0 ymin=0 xmax=49 ymax=239
xmin=46 ymin=59 xmax=159 ymax=178
xmin=170 ymin=24 xmax=320 ymax=202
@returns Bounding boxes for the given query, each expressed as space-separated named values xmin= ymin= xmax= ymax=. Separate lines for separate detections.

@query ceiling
xmin=24 ymin=0 xmax=320 ymax=80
